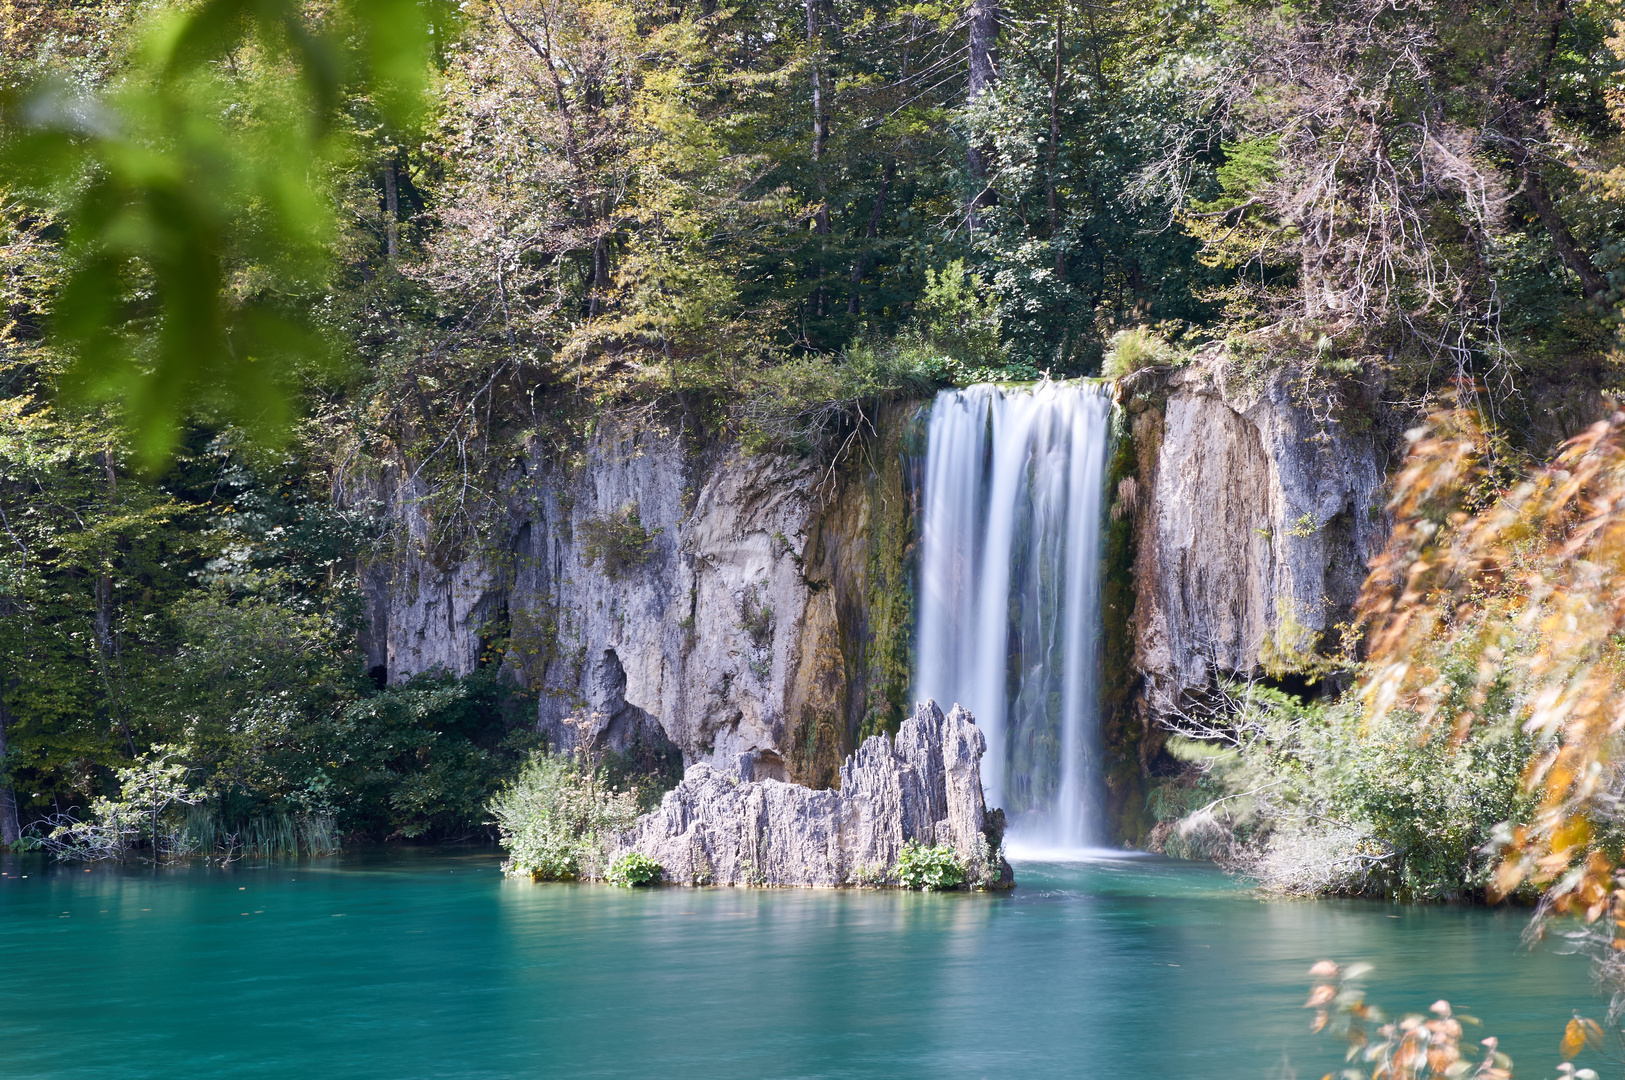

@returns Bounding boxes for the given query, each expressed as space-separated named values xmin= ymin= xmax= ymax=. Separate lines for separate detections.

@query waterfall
xmin=914 ymin=381 xmax=1113 ymax=849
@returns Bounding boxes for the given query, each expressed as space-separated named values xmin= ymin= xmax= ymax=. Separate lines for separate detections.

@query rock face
xmin=356 ymin=407 xmax=922 ymax=784
xmin=608 ymin=700 xmax=1012 ymax=888
xmin=357 ymin=364 xmax=1397 ymax=845
xmin=1121 ymin=363 xmax=1391 ymax=715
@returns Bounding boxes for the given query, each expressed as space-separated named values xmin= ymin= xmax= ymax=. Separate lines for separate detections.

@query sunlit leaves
xmin=1358 ymin=405 xmax=1625 ymax=942
xmin=1303 ymin=962 xmax=1517 ymax=1080
xmin=0 ymin=0 xmax=443 ymax=467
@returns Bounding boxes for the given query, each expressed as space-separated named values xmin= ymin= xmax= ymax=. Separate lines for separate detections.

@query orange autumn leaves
xmin=1304 ymin=960 xmax=1513 ymax=1079
xmin=1303 ymin=961 xmax=1605 ymax=1079
xmin=1357 ymin=406 xmax=1625 ymax=919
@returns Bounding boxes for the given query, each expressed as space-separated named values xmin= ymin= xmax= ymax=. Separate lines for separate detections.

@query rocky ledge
xmin=609 ymin=700 xmax=1014 ymax=889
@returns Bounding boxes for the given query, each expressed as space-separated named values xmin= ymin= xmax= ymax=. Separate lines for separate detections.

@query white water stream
xmin=914 ymin=381 xmax=1114 ymax=849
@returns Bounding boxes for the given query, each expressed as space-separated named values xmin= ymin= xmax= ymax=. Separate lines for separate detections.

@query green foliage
xmin=1101 ymin=328 xmax=1178 ymax=379
xmin=4 ymin=0 xmax=1621 ymax=488
xmin=605 ymin=851 xmax=662 ymax=887
xmin=316 ymin=670 xmax=539 ymax=840
xmin=918 ymin=260 xmax=1003 ymax=364
xmin=578 ymin=504 xmax=659 ymax=579
xmin=33 ymin=745 xmax=202 ymax=860
xmin=894 ymin=840 xmax=965 ymax=891
xmin=0 ymin=0 xmax=441 ymax=466
xmin=1161 ymin=681 xmax=1535 ymax=900
xmin=489 ymin=752 xmax=640 ymax=880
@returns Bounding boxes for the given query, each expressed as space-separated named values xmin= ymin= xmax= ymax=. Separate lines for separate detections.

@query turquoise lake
xmin=0 ymin=848 xmax=1606 ymax=1079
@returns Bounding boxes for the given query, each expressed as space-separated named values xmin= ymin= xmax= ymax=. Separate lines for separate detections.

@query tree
xmin=1165 ymin=0 xmax=1625 ymax=395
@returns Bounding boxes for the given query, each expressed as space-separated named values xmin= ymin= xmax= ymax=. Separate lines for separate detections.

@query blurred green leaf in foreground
xmin=0 ymin=0 xmax=442 ymax=468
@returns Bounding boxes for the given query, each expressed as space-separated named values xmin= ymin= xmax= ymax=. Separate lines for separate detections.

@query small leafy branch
xmin=579 ymin=503 xmax=661 ymax=579
xmin=894 ymin=840 xmax=965 ymax=891
xmin=1305 ymin=960 xmax=1511 ymax=1079
xmin=1303 ymin=959 xmax=1613 ymax=1080
xmin=32 ymin=747 xmax=205 ymax=863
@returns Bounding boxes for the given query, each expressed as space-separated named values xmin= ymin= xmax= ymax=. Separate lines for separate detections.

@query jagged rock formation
xmin=1119 ymin=362 xmax=1391 ymax=715
xmin=355 ymin=407 xmax=922 ymax=785
xmin=608 ymin=700 xmax=1013 ymax=888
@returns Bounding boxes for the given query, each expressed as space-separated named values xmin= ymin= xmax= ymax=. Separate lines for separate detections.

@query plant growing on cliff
xmin=606 ymin=851 xmax=662 ymax=887
xmin=489 ymin=752 xmax=640 ymax=880
xmin=1102 ymin=328 xmax=1178 ymax=379
xmin=579 ymin=505 xmax=660 ymax=580
xmin=894 ymin=841 xmax=965 ymax=891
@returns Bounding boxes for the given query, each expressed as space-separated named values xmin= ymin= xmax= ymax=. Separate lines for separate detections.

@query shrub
xmin=1159 ymin=679 xmax=1534 ymax=899
xmin=579 ymin=503 xmax=660 ymax=578
xmin=918 ymin=259 xmax=1003 ymax=362
xmin=1102 ymin=327 xmax=1176 ymax=378
xmin=33 ymin=747 xmax=205 ymax=862
xmin=489 ymin=752 xmax=641 ymax=880
xmin=894 ymin=840 xmax=966 ymax=890
xmin=606 ymin=851 xmax=663 ymax=887
xmin=317 ymin=669 xmax=539 ymax=841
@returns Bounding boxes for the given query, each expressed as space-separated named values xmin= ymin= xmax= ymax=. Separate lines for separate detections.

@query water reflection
xmin=0 ymin=849 xmax=1604 ymax=1080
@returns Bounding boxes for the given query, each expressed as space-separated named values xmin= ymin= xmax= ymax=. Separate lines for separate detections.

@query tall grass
xmin=180 ymin=808 xmax=340 ymax=858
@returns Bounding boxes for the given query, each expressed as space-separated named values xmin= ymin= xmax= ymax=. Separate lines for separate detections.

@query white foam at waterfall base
xmin=1002 ymin=839 xmax=1152 ymax=863
xmin=914 ymin=380 xmax=1113 ymax=849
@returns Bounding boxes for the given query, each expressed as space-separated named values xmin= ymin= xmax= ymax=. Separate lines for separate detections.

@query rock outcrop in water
xmin=607 ymin=700 xmax=1013 ymax=888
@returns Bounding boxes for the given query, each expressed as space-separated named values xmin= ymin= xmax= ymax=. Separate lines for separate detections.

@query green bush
xmin=579 ymin=504 xmax=660 ymax=578
xmin=1161 ymin=680 xmax=1535 ymax=899
xmin=894 ymin=840 xmax=966 ymax=891
xmin=918 ymin=259 xmax=1003 ymax=363
xmin=489 ymin=752 xmax=641 ymax=880
xmin=1102 ymin=327 xmax=1177 ymax=379
xmin=606 ymin=851 xmax=663 ymax=887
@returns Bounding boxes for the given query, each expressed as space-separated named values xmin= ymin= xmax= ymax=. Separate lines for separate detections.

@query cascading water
xmin=914 ymin=380 xmax=1113 ymax=849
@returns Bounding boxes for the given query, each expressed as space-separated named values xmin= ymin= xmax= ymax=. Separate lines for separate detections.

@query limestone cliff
xmin=1117 ymin=362 xmax=1391 ymax=715
xmin=609 ymin=699 xmax=1011 ymax=888
xmin=358 ymin=407 xmax=922 ymax=785
xmin=360 ymin=369 xmax=1399 ymax=844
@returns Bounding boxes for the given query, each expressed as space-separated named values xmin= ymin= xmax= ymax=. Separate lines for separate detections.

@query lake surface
xmin=0 ymin=848 xmax=1606 ymax=1079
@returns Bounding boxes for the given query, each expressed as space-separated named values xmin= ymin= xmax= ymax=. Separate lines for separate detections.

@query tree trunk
xmin=1519 ymin=154 xmax=1608 ymax=303
xmin=95 ymin=449 xmax=134 ymax=757
xmin=848 ymin=159 xmax=896 ymax=315
xmin=1046 ymin=3 xmax=1063 ymax=277
xmin=0 ymin=694 xmax=19 ymax=848
xmin=965 ymin=0 xmax=999 ymax=229
xmin=383 ymin=153 xmax=400 ymax=263
xmin=808 ymin=0 xmax=830 ymax=189
xmin=1503 ymin=0 xmax=1607 ymax=305
xmin=807 ymin=0 xmax=835 ymax=316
